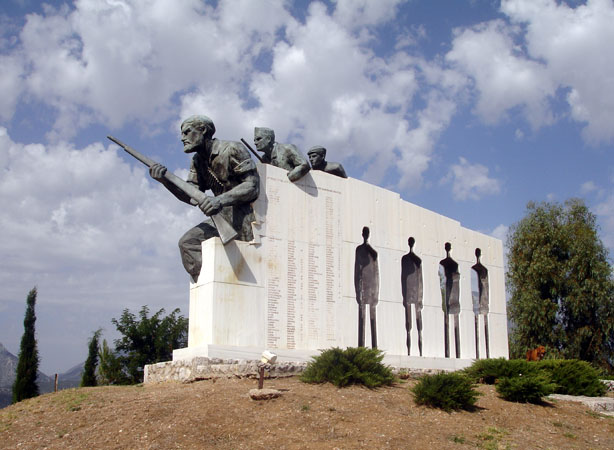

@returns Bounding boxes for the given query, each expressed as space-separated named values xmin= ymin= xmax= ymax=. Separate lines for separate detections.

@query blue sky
xmin=1 ymin=0 xmax=613 ymax=374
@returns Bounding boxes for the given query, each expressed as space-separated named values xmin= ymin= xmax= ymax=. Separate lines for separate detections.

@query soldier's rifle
xmin=240 ymin=138 xmax=264 ymax=163
xmin=107 ymin=135 xmax=238 ymax=245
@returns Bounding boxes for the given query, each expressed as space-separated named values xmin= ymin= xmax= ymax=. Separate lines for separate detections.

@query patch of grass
xmin=300 ymin=347 xmax=395 ymax=388
xmin=563 ymin=432 xmax=577 ymax=439
xmin=300 ymin=404 xmax=310 ymax=412
xmin=476 ymin=427 xmax=510 ymax=450
xmin=53 ymin=390 xmax=90 ymax=412
xmin=0 ymin=412 xmax=16 ymax=433
xmin=449 ymin=434 xmax=466 ymax=444
xmin=552 ymin=421 xmax=573 ymax=430
xmin=585 ymin=410 xmax=614 ymax=419
xmin=411 ymin=372 xmax=481 ymax=412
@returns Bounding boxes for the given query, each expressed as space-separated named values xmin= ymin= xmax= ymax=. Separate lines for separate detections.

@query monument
xmin=111 ymin=115 xmax=508 ymax=380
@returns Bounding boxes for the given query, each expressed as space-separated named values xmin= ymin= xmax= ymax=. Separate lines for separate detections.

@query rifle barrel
xmin=240 ymin=138 xmax=264 ymax=163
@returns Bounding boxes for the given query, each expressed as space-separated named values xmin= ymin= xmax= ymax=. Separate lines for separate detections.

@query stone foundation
xmin=144 ymin=357 xmax=307 ymax=383
xmin=144 ymin=356 xmax=455 ymax=384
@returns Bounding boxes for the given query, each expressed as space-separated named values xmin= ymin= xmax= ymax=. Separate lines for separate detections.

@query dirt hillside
xmin=1 ymin=376 xmax=613 ymax=449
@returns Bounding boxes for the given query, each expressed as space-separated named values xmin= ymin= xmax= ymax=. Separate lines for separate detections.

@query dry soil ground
xmin=1 ymin=376 xmax=613 ymax=449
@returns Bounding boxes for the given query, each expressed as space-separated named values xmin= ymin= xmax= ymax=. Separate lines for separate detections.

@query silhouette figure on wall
xmin=354 ymin=227 xmax=379 ymax=348
xmin=471 ymin=248 xmax=490 ymax=359
xmin=440 ymin=242 xmax=461 ymax=358
xmin=401 ymin=237 xmax=423 ymax=356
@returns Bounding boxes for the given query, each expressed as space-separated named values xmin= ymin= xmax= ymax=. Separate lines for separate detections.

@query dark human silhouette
xmin=401 ymin=237 xmax=423 ymax=356
xmin=471 ymin=248 xmax=490 ymax=358
xmin=354 ymin=227 xmax=379 ymax=348
xmin=439 ymin=242 xmax=460 ymax=358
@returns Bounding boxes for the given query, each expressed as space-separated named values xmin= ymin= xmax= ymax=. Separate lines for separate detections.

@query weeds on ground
xmin=449 ymin=434 xmax=466 ymax=444
xmin=300 ymin=347 xmax=395 ymax=388
xmin=52 ymin=390 xmax=89 ymax=412
xmin=411 ymin=372 xmax=480 ymax=412
xmin=476 ymin=427 xmax=510 ymax=450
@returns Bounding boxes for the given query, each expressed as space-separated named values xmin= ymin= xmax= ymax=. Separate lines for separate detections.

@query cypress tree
xmin=81 ymin=329 xmax=102 ymax=387
xmin=12 ymin=287 xmax=40 ymax=403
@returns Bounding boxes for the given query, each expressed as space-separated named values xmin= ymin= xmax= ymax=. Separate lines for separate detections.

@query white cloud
xmin=446 ymin=0 xmax=614 ymax=144
xmin=502 ymin=0 xmax=614 ymax=144
xmin=0 ymin=126 xmax=199 ymax=309
xmin=179 ymin=2 xmax=459 ymax=190
xmin=490 ymin=224 xmax=509 ymax=243
xmin=446 ymin=19 xmax=556 ymax=129
xmin=333 ymin=0 xmax=406 ymax=31
xmin=442 ymin=157 xmax=502 ymax=201
xmin=580 ymin=180 xmax=598 ymax=195
xmin=2 ymin=0 xmax=290 ymax=140
xmin=0 ymin=0 xmax=467 ymax=192
xmin=594 ymin=193 xmax=614 ymax=253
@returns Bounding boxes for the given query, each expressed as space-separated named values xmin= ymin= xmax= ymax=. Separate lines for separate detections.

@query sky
xmin=1 ymin=0 xmax=613 ymax=375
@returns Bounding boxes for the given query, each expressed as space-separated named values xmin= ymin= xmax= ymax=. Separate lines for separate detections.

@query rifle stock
xmin=107 ymin=135 xmax=238 ymax=244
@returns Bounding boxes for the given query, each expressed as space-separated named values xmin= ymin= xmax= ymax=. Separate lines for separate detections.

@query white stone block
xmin=174 ymin=162 xmax=508 ymax=369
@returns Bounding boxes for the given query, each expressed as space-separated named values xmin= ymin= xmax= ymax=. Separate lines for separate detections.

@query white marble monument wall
xmin=173 ymin=163 xmax=508 ymax=369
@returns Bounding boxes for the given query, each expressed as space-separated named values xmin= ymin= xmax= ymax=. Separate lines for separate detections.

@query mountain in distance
xmin=0 ymin=342 xmax=82 ymax=408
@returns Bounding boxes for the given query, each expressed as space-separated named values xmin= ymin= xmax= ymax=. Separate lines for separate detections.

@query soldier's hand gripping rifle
xmin=107 ymin=135 xmax=238 ymax=245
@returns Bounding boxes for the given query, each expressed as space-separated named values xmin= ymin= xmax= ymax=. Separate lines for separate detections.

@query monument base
xmin=144 ymin=346 xmax=474 ymax=384
xmin=173 ymin=344 xmax=473 ymax=371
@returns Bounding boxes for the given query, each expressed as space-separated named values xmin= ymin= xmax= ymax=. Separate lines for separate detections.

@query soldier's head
xmin=307 ymin=146 xmax=326 ymax=169
xmin=362 ymin=226 xmax=370 ymax=242
xmin=254 ymin=127 xmax=275 ymax=154
xmin=180 ymin=115 xmax=216 ymax=153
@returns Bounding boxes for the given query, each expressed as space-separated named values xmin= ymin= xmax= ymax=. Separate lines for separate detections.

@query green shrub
xmin=411 ymin=372 xmax=480 ymax=412
xmin=463 ymin=358 xmax=538 ymax=384
xmin=537 ymin=359 xmax=606 ymax=396
xmin=300 ymin=347 xmax=395 ymax=388
xmin=495 ymin=374 xmax=556 ymax=403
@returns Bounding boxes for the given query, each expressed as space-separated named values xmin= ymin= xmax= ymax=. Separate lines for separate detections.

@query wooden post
xmin=258 ymin=366 xmax=265 ymax=390
xmin=54 ymin=374 xmax=58 ymax=393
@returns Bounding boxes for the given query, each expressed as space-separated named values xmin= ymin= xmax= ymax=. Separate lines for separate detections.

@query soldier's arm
xmin=149 ymin=163 xmax=192 ymax=204
xmin=214 ymin=146 xmax=260 ymax=208
xmin=328 ymin=162 xmax=348 ymax=178
xmin=286 ymin=145 xmax=310 ymax=182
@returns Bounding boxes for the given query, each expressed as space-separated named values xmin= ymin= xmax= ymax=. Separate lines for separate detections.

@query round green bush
xmin=463 ymin=358 xmax=538 ymax=384
xmin=411 ymin=372 xmax=480 ymax=412
xmin=300 ymin=347 xmax=395 ymax=388
xmin=495 ymin=374 xmax=556 ymax=403
xmin=537 ymin=359 xmax=606 ymax=396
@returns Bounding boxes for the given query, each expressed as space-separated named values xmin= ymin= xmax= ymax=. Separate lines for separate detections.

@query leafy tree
xmin=507 ymin=199 xmax=614 ymax=371
xmin=97 ymin=339 xmax=129 ymax=385
xmin=112 ymin=306 xmax=188 ymax=383
xmin=81 ymin=329 xmax=102 ymax=387
xmin=12 ymin=287 xmax=40 ymax=403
